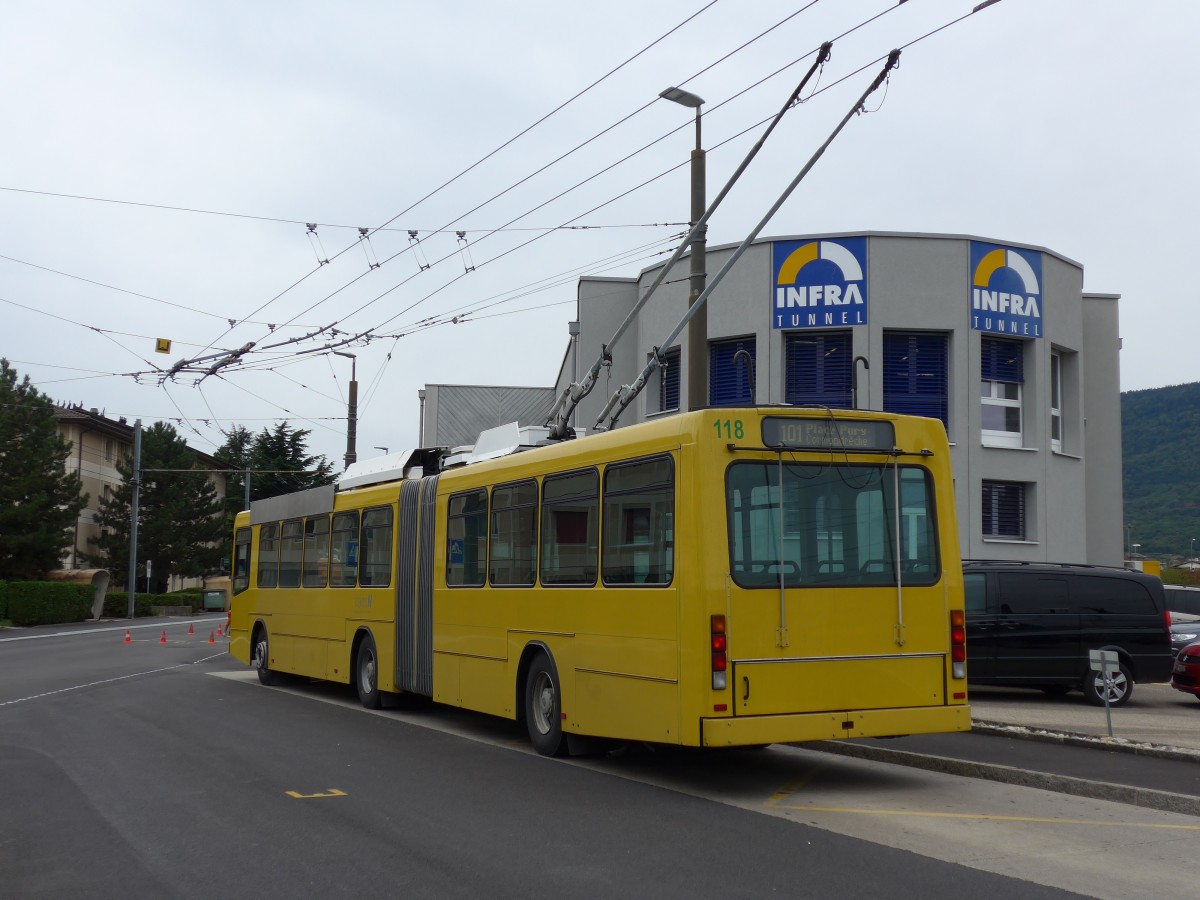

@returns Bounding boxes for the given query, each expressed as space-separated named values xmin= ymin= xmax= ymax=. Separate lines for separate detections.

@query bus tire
xmin=253 ymin=626 xmax=279 ymax=686
xmin=524 ymin=651 xmax=568 ymax=757
xmin=356 ymin=632 xmax=382 ymax=709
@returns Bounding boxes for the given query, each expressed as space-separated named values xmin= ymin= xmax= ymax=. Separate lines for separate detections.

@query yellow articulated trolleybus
xmin=229 ymin=407 xmax=970 ymax=756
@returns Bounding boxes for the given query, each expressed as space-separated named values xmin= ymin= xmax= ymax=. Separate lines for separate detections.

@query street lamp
xmin=374 ymin=446 xmax=389 ymax=455
xmin=1191 ymin=537 xmax=1196 ymax=560
xmin=1132 ymin=543 xmax=1142 ymax=558
xmin=660 ymin=85 xmax=706 ymax=410
xmin=334 ymin=351 xmax=358 ymax=469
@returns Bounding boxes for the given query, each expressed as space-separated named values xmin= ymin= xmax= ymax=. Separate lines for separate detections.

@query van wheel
xmin=524 ymin=651 xmax=569 ymax=757
xmin=1083 ymin=661 xmax=1133 ymax=707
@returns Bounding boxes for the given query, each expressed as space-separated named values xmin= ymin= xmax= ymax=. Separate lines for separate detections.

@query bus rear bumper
xmin=700 ymin=704 xmax=971 ymax=747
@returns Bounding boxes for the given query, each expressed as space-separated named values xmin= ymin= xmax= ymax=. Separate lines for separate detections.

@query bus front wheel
xmin=524 ymin=652 xmax=568 ymax=757
xmin=253 ymin=628 xmax=278 ymax=686
xmin=356 ymin=633 xmax=382 ymax=709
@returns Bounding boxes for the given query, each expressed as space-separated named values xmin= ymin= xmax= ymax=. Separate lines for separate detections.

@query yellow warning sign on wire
xmin=155 ymin=338 xmax=172 ymax=354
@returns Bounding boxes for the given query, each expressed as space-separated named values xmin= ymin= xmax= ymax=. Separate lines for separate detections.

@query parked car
xmin=1170 ymin=614 xmax=1200 ymax=659
xmin=1170 ymin=639 xmax=1200 ymax=701
xmin=964 ymin=560 xmax=1173 ymax=707
xmin=1164 ymin=584 xmax=1200 ymax=616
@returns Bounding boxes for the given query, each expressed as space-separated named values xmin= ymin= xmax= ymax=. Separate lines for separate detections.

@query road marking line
xmin=0 ymin=664 xmax=188 ymax=706
xmin=773 ymin=805 xmax=1200 ymax=830
xmin=0 ymin=620 xmax=225 ymax=643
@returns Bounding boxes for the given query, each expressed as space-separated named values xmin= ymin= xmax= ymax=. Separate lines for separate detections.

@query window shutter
xmin=983 ymin=480 xmax=1025 ymax=538
xmin=981 ymin=337 xmax=1023 ymax=383
xmin=785 ymin=331 xmax=852 ymax=408
xmin=709 ymin=338 xmax=756 ymax=406
xmin=883 ymin=332 xmax=948 ymax=425
xmin=659 ymin=347 xmax=680 ymax=412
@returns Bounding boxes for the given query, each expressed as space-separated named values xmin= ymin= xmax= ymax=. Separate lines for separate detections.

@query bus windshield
xmin=726 ymin=461 xmax=938 ymax=588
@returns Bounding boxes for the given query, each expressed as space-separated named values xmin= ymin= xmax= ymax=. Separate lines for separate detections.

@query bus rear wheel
xmin=524 ymin=652 xmax=568 ymax=757
xmin=253 ymin=628 xmax=278 ymax=686
xmin=356 ymin=633 xmax=382 ymax=709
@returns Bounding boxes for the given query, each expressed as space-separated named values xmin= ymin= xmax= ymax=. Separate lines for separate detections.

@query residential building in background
xmin=54 ymin=405 xmax=230 ymax=588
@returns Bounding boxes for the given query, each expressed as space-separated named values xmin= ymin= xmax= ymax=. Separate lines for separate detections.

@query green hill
xmin=1121 ymin=381 xmax=1200 ymax=559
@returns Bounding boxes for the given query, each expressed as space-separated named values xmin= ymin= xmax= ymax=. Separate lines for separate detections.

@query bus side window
xmin=257 ymin=523 xmax=279 ymax=588
xmin=447 ymin=489 xmax=488 ymax=587
xmin=330 ymin=511 xmax=359 ymax=587
xmin=490 ymin=481 xmax=536 ymax=587
xmin=279 ymin=519 xmax=303 ymax=588
xmin=360 ymin=506 xmax=393 ymax=587
xmin=601 ymin=456 xmax=674 ymax=587
xmin=303 ymin=515 xmax=330 ymax=588
xmin=540 ymin=469 xmax=599 ymax=586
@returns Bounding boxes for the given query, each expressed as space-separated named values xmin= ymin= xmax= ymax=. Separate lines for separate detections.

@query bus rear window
xmin=726 ymin=462 xmax=938 ymax=588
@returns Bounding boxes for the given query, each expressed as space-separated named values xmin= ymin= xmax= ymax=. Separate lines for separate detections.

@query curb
xmin=806 ymin=733 xmax=1200 ymax=818
xmin=971 ymin=719 xmax=1200 ymax=764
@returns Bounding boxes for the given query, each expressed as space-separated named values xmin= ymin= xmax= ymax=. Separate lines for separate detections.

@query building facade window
xmin=658 ymin=347 xmax=680 ymax=413
xmin=883 ymin=332 xmax=948 ymax=427
xmin=784 ymin=331 xmax=851 ymax=408
xmin=980 ymin=337 xmax=1024 ymax=447
xmin=709 ymin=337 xmax=756 ymax=406
xmin=1050 ymin=350 xmax=1063 ymax=453
xmin=982 ymin=479 xmax=1025 ymax=539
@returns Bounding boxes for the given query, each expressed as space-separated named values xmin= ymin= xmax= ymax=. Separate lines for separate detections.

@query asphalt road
xmin=3 ymin=617 xmax=1196 ymax=899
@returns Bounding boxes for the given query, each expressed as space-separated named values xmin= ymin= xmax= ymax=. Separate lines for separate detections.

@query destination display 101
xmin=760 ymin=417 xmax=895 ymax=452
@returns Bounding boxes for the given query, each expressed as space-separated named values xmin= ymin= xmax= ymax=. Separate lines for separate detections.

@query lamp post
xmin=374 ymin=446 xmax=389 ymax=456
xmin=660 ymin=86 xmax=706 ymax=411
xmin=334 ymin=351 xmax=357 ymax=469
xmin=1191 ymin=537 xmax=1196 ymax=560
xmin=1125 ymin=523 xmax=1132 ymax=558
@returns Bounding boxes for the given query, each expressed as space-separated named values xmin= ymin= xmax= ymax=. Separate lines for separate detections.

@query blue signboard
xmin=771 ymin=237 xmax=868 ymax=330
xmin=970 ymin=241 xmax=1043 ymax=338
xmin=449 ymin=539 xmax=464 ymax=565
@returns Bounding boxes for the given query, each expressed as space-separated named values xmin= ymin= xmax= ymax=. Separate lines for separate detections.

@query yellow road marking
xmin=285 ymin=789 xmax=347 ymax=799
xmin=766 ymin=766 xmax=827 ymax=806
xmin=773 ymin=805 xmax=1200 ymax=830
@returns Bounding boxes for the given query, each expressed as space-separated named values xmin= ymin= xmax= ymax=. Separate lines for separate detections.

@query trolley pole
xmin=126 ymin=419 xmax=142 ymax=619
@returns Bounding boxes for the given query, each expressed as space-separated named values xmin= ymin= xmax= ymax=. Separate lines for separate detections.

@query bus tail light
xmin=950 ymin=609 xmax=966 ymax=679
xmin=711 ymin=614 xmax=727 ymax=690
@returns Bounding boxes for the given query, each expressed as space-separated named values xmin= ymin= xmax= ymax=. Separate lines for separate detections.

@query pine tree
xmin=89 ymin=422 xmax=226 ymax=591
xmin=215 ymin=422 xmax=336 ymax=503
xmin=0 ymin=360 xmax=87 ymax=580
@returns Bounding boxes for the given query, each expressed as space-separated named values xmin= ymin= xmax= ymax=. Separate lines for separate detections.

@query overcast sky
xmin=3 ymin=1 xmax=1196 ymax=470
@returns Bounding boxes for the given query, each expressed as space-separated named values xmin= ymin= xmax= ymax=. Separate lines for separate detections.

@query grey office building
xmin=550 ymin=231 xmax=1122 ymax=566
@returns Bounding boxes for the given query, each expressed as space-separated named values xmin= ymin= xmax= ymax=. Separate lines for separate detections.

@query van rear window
xmin=1073 ymin=576 xmax=1157 ymax=615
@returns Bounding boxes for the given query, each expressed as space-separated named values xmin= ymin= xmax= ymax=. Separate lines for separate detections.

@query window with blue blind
xmin=980 ymin=336 xmax=1024 ymax=383
xmin=784 ymin=331 xmax=852 ymax=408
xmin=882 ymin=332 xmax=948 ymax=426
xmin=658 ymin=347 xmax=680 ymax=412
xmin=982 ymin=480 xmax=1025 ymax=539
xmin=709 ymin=337 xmax=756 ymax=406
xmin=981 ymin=336 xmax=1024 ymax=447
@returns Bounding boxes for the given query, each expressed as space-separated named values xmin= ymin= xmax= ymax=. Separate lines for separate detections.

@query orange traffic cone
xmin=217 ymin=624 xmax=224 ymax=637
xmin=124 ymin=630 xmax=132 ymax=644
xmin=187 ymin=623 xmax=195 ymax=636
xmin=160 ymin=630 xmax=167 ymax=644
xmin=208 ymin=631 xmax=216 ymax=645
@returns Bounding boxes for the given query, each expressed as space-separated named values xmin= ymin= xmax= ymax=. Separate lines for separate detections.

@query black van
xmin=964 ymin=561 xmax=1173 ymax=706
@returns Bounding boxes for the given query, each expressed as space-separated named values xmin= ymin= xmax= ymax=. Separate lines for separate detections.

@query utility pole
xmin=335 ymin=351 xmax=358 ymax=469
xmin=126 ymin=419 xmax=142 ymax=619
xmin=661 ymin=87 xmax=708 ymax=410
